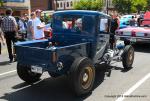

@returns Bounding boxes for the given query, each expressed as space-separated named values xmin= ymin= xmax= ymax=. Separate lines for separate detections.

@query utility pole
xmin=28 ymin=0 xmax=31 ymax=18
xmin=106 ymin=0 xmax=109 ymax=14
xmin=55 ymin=0 xmax=58 ymax=11
xmin=128 ymin=0 xmax=130 ymax=14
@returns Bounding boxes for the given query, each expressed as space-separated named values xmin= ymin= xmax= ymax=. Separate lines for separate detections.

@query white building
xmin=54 ymin=0 xmax=114 ymax=12
xmin=54 ymin=0 xmax=79 ymax=10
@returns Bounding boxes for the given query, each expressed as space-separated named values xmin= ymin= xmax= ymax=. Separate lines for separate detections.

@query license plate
xmin=130 ymin=38 xmax=136 ymax=42
xmin=31 ymin=66 xmax=43 ymax=74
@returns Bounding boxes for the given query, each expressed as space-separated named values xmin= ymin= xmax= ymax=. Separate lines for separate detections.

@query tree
xmin=0 ymin=0 xmax=3 ymax=7
xmin=112 ymin=0 xmax=147 ymax=14
xmin=112 ymin=0 xmax=133 ymax=14
xmin=73 ymin=0 xmax=103 ymax=11
xmin=146 ymin=0 xmax=150 ymax=10
xmin=133 ymin=0 xmax=147 ymax=13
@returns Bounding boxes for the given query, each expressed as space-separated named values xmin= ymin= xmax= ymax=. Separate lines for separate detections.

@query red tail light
xmin=131 ymin=31 xmax=136 ymax=37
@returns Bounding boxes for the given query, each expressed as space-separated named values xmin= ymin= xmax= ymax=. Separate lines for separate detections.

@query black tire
xmin=17 ymin=63 xmax=42 ymax=84
xmin=122 ymin=45 xmax=134 ymax=69
xmin=69 ymin=57 xmax=95 ymax=96
xmin=48 ymin=72 xmax=61 ymax=78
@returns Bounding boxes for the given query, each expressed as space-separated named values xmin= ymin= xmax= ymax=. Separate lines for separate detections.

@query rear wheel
xmin=17 ymin=63 xmax=42 ymax=84
xmin=122 ymin=45 xmax=134 ymax=70
xmin=69 ymin=57 xmax=95 ymax=96
xmin=48 ymin=72 xmax=61 ymax=78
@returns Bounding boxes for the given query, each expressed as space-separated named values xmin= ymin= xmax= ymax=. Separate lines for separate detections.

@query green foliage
xmin=0 ymin=0 xmax=4 ymax=6
xmin=74 ymin=0 xmax=103 ymax=11
xmin=146 ymin=0 xmax=150 ymax=10
xmin=133 ymin=0 xmax=147 ymax=13
xmin=112 ymin=0 xmax=133 ymax=14
xmin=112 ymin=0 xmax=147 ymax=14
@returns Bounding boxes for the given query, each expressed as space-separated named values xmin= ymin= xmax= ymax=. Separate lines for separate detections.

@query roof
xmin=53 ymin=10 xmax=110 ymax=18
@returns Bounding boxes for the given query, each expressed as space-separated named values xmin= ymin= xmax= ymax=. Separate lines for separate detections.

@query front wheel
xmin=122 ymin=45 xmax=134 ymax=70
xmin=17 ymin=63 xmax=42 ymax=84
xmin=69 ymin=57 xmax=95 ymax=96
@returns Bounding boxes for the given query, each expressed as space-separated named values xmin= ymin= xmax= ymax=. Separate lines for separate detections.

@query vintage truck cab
xmin=15 ymin=10 xmax=134 ymax=95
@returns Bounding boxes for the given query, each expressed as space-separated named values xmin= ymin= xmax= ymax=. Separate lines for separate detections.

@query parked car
xmin=119 ymin=15 xmax=134 ymax=29
xmin=116 ymin=19 xmax=150 ymax=45
xmin=15 ymin=10 xmax=134 ymax=96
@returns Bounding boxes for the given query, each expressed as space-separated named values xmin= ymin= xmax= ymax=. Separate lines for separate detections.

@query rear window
xmin=52 ymin=14 xmax=96 ymax=35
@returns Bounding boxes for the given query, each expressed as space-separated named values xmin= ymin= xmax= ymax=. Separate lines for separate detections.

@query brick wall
xmin=31 ymin=0 xmax=53 ymax=12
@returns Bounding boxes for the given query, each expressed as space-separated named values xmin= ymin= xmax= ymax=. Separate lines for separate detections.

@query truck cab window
xmin=99 ymin=18 xmax=108 ymax=33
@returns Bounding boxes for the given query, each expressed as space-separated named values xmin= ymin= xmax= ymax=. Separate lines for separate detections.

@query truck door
xmin=94 ymin=16 xmax=110 ymax=63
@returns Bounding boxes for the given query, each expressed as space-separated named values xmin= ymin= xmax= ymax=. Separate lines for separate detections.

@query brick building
xmin=0 ymin=0 xmax=115 ymax=16
xmin=30 ymin=0 xmax=54 ymax=12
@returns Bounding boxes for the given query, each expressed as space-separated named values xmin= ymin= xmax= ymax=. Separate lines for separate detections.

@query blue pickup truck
xmin=15 ymin=10 xmax=134 ymax=96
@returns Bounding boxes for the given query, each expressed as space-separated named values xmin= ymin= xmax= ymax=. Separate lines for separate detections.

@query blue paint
xmin=15 ymin=10 xmax=111 ymax=75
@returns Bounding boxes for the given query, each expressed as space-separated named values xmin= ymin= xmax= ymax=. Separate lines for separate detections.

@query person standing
xmin=18 ymin=16 xmax=27 ymax=40
xmin=110 ymin=15 xmax=119 ymax=49
xmin=1 ymin=8 xmax=18 ymax=62
xmin=26 ymin=12 xmax=35 ymax=40
xmin=32 ymin=9 xmax=45 ymax=40
xmin=129 ymin=16 xmax=136 ymax=26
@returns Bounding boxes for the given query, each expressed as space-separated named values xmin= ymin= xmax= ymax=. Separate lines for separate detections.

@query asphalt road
xmin=0 ymin=44 xmax=150 ymax=101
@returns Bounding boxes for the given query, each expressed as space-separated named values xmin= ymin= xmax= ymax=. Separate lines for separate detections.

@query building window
xmin=67 ymin=2 xmax=69 ymax=7
xmin=70 ymin=1 xmax=73 ymax=6
xmin=60 ymin=2 xmax=63 ymax=8
xmin=57 ymin=3 xmax=59 ymax=8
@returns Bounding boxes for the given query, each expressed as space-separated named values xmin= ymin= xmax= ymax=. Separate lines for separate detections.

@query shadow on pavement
xmin=93 ymin=63 xmax=107 ymax=90
xmin=0 ymin=61 xmax=10 ymax=66
xmin=112 ymin=66 xmax=133 ymax=73
xmin=0 ymin=64 xmax=107 ymax=101
xmin=133 ymin=43 xmax=150 ymax=53
xmin=0 ymin=76 xmax=83 ymax=101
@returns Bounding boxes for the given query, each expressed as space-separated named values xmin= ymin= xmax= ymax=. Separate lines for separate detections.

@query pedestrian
xmin=24 ymin=14 xmax=29 ymax=38
xmin=110 ymin=15 xmax=119 ymax=49
xmin=1 ymin=8 xmax=18 ymax=62
xmin=129 ymin=16 xmax=136 ymax=26
xmin=18 ymin=16 xmax=27 ymax=40
xmin=26 ymin=12 xmax=35 ymax=40
xmin=32 ymin=9 xmax=45 ymax=40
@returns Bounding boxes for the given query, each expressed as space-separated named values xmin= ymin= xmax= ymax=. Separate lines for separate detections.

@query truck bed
xmin=15 ymin=38 xmax=90 ymax=71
